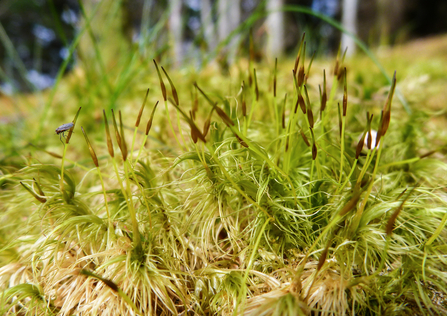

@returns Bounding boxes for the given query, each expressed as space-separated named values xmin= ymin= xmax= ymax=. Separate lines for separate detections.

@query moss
xmin=1 ymin=31 xmax=447 ymax=316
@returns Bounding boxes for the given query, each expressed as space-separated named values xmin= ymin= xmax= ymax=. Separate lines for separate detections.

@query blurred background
xmin=0 ymin=0 xmax=446 ymax=93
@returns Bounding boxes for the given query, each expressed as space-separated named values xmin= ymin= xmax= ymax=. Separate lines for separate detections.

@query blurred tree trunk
xmin=217 ymin=0 xmax=229 ymax=43
xmin=266 ymin=0 xmax=284 ymax=59
xmin=228 ymin=0 xmax=241 ymax=61
xmin=201 ymin=0 xmax=216 ymax=51
xmin=218 ymin=0 xmax=240 ymax=62
xmin=341 ymin=0 xmax=358 ymax=56
xmin=169 ymin=0 xmax=183 ymax=67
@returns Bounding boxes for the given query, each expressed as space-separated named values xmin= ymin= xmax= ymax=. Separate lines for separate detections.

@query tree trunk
xmin=217 ymin=0 xmax=240 ymax=62
xmin=201 ymin=0 xmax=216 ymax=51
xmin=217 ymin=0 xmax=229 ymax=43
xmin=266 ymin=0 xmax=285 ymax=59
xmin=169 ymin=0 xmax=183 ymax=67
xmin=341 ymin=0 xmax=359 ymax=56
xmin=228 ymin=0 xmax=240 ymax=61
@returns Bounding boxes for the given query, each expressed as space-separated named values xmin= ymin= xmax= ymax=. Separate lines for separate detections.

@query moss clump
xmin=1 ymin=33 xmax=447 ymax=316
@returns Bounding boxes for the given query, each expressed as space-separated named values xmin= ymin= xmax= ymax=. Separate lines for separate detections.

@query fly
xmin=55 ymin=122 xmax=74 ymax=144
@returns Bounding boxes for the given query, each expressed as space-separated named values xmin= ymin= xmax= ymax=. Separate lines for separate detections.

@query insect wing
xmin=55 ymin=123 xmax=74 ymax=134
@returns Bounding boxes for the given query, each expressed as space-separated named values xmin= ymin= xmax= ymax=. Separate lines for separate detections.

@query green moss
xmin=1 ymin=29 xmax=447 ymax=316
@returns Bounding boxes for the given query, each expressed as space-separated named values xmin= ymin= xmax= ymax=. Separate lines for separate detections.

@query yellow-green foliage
xmin=1 ymin=31 xmax=447 ymax=316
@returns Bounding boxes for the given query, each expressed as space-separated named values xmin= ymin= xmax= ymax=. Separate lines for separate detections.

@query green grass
xmin=2 ymin=8 xmax=447 ymax=316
